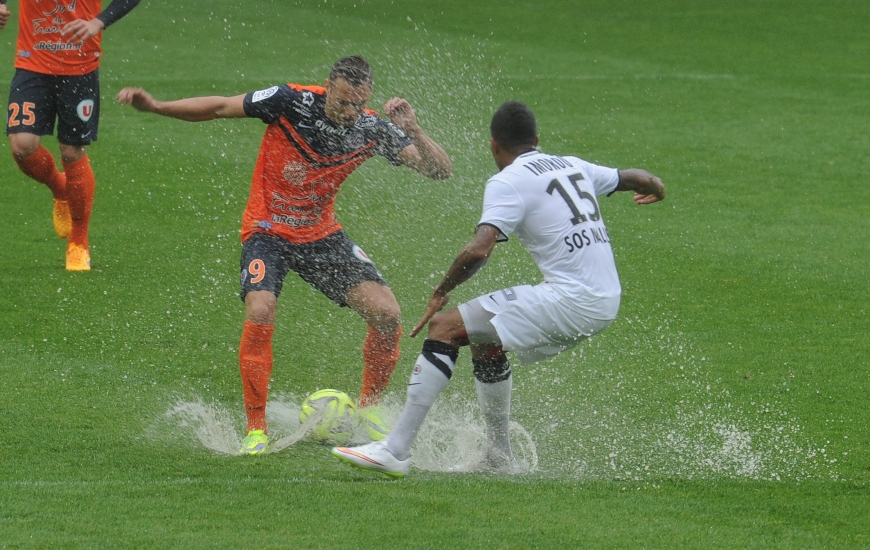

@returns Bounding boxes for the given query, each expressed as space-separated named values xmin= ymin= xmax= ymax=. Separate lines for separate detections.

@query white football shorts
xmin=458 ymin=283 xmax=618 ymax=364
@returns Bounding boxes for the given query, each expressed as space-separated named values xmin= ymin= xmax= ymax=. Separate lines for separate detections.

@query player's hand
xmin=116 ymin=88 xmax=158 ymax=113
xmin=61 ymin=18 xmax=105 ymax=43
xmin=634 ymin=176 xmax=665 ymax=205
xmin=384 ymin=97 xmax=420 ymax=134
xmin=409 ymin=293 xmax=450 ymax=338
xmin=0 ymin=4 xmax=11 ymax=30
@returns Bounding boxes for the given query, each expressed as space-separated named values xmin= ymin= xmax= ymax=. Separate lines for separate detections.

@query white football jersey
xmin=478 ymin=151 xmax=621 ymax=316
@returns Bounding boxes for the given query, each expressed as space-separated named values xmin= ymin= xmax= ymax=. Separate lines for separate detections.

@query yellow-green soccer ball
xmin=299 ymin=389 xmax=357 ymax=445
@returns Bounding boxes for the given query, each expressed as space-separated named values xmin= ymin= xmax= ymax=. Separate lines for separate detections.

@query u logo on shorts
xmin=77 ymin=99 xmax=95 ymax=121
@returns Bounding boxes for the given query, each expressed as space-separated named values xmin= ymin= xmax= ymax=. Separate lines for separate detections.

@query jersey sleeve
xmin=571 ymin=157 xmax=619 ymax=196
xmin=477 ymin=178 xmax=525 ymax=241
xmin=96 ymin=0 xmax=141 ymax=28
xmin=370 ymin=119 xmax=413 ymax=166
xmin=243 ymin=85 xmax=297 ymax=124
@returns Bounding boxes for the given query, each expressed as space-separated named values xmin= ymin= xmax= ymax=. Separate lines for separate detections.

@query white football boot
xmin=332 ymin=441 xmax=410 ymax=478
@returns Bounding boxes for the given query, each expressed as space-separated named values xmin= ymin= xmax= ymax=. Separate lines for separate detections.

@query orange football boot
xmin=65 ymin=242 xmax=91 ymax=271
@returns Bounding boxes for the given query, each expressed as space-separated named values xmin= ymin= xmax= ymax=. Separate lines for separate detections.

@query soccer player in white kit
xmin=333 ymin=101 xmax=666 ymax=477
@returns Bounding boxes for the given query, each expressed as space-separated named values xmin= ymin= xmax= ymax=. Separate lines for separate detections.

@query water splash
xmin=165 ymin=399 xmax=240 ymax=455
xmin=163 ymin=392 xmax=355 ymax=454
xmin=160 ymin=319 xmax=836 ymax=482
xmin=409 ymin=394 xmax=538 ymax=474
xmin=519 ymin=316 xmax=838 ymax=481
xmin=161 ymin=391 xmax=538 ymax=474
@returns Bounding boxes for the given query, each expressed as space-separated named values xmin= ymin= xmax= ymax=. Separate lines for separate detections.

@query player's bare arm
xmin=410 ymin=224 xmax=501 ymax=337
xmin=386 ymin=97 xmax=453 ymax=180
xmin=616 ymin=169 xmax=666 ymax=205
xmin=116 ymin=88 xmax=248 ymax=121
xmin=0 ymin=3 xmax=10 ymax=30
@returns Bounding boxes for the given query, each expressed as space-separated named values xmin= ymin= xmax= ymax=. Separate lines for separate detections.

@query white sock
xmin=386 ymin=339 xmax=458 ymax=460
xmin=475 ymin=376 xmax=513 ymax=456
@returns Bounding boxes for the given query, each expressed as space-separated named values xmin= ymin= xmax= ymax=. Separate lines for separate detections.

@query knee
xmin=59 ymin=144 xmax=87 ymax=164
xmin=8 ymin=137 xmax=39 ymax=162
xmin=245 ymin=292 xmax=276 ymax=325
xmin=472 ymin=349 xmax=511 ymax=383
xmin=368 ymin=303 xmax=401 ymax=334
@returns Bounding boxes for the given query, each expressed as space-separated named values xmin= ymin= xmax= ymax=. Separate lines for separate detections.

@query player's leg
xmin=386 ymin=307 xmax=466 ymax=459
xmin=387 ymin=298 xmax=515 ymax=468
xmin=460 ymin=298 xmax=514 ymax=468
xmin=6 ymin=70 xmax=69 ymax=238
xmin=239 ymin=290 xmax=277 ymax=445
xmin=8 ymin=133 xmax=66 ymax=197
xmin=345 ymin=280 xmax=402 ymax=408
xmin=291 ymin=231 xmax=408 ymax=442
xmin=56 ymin=70 xmax=99 ymax=271
xmin=58 ymin=143 xmax=92 ymax=270
xmin=294 ymin=232 xmax=401 ymax=438
xmin=344 ymin=280 xmax=402 ymax=441
xmin=471 ymin=344 xmax=514 ymax=468
xmin=332 ymin=307 xmax=466 ymax=474
xmin=237 ymin=234 xmax=290 ymax=454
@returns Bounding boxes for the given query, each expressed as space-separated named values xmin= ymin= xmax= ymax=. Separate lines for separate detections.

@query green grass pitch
xmin=1 ymin=0 xmax=869 ymax=547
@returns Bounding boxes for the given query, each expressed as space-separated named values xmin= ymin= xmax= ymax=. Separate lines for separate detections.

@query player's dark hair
xmin=329 ymin=56 xmax=373 ymax=88
xmin=490 ymin=101 xmax=537 ymax=152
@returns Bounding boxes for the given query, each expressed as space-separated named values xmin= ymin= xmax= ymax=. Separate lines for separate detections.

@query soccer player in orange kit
xmin=1 ymin=0 xmax=140 ymax=270
xmin=118 ymin=56 xmax=452 ymax=454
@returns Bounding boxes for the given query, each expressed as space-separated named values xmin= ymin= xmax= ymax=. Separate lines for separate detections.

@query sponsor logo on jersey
xmin=256 ymin=220 xmax=273 ymax=230
xmin=501 ymin=288 xmax=517 ymax=301
xmin=76 ymin=99 xmax=94 ymax=121
xmin=352 ymin=245 xmax=373 ymax=264
xmin=271 ymin=191 xmax=323 ymax=212
xmin=562 ymin=227 xmax=611 ymax=253
xmin=252 ymin=86 xmax=279 ymax=103
xmin=34 ymin=40 xmax=83 ymax=52
xmin=271 ymin=212 xmax=319 ymax=228
xmin=302 ymin=91 xmax=315 ymax=107
xmin=241 ymin=268 xmax=249 ymax=285
xmin=315 ymin=118 xmax=348 ymax=136
xmin=18 ymin=50 xmax=32 ymax=58
xmin=292 ymin=105 xmax=312 ymax=118
xmin=41 ymin=1 xmax=78 ymax=17
xmin=33 ymin=22 xmax=63 ymax=35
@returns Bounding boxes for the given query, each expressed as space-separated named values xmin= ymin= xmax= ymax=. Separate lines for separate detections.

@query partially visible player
xmin=2 ymin=0 xmax=141 ymax=270
xmin=117 ymin=56 xmax=453 ymax=454
xmin=333 ymin=101 xmax=665 ymax=477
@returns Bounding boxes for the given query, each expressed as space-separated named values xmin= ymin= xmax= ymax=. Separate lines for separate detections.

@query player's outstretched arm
xmin=386 ymin=98 xmax=453 ymax=180
xmin=616 ymin=169 xmax=666 ymax=205
xmin=410 ymin=225 xmax=501 ymax=337
xmin=116 ymin=88 xmax=248 ymax=122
